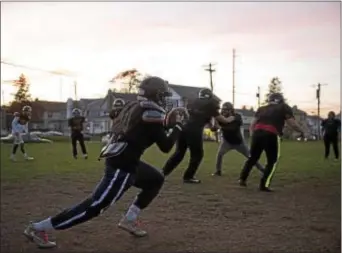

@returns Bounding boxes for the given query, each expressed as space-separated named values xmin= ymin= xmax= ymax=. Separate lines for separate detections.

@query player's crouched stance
xmin=23 ymin=76 xmax=187 ymax=249
xmin=10 ymin=106 xmax=34 ymax=161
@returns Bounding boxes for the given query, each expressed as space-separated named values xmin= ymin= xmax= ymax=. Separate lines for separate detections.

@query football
xmin=165 ymin=107 xmax=189 ymax=127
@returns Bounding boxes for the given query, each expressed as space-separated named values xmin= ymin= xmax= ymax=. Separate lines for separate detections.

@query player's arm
xmin=11 ymin=116 xmax=21 ymax=135
xmin=283 ymin=104 xmax=304 ymax=134
xmin=235 ymin=113 xmax=243 ymax=127
xmin=68 ymin=118 xmax=74 ymax=129
xmin=249 ymin=109 xmax=260 ymax=135
xmin=142 ymin=109 xmax=183 ymax=153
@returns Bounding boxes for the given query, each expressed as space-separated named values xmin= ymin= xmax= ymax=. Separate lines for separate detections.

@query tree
xmin=12 ymin=74 xmax=32 ymax=104
xmin=242 ymin=105 xmax=247 ymax=110
xmin=110 ymin=69 xmax=147 ymax=93
xmin=263 ymin=77 xmax=286 ymax=104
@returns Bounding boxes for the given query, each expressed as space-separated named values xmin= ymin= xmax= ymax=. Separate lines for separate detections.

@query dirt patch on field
xmin=1 ymin=172 xmax=340 ymax=253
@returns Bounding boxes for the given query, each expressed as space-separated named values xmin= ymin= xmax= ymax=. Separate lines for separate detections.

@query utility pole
xmin=256 ymin=86 xmax=261 ymax=108
xmin=74 ymin=80 xmax=78 ymax=101
xmin=315 ymin=83 xmax=328 ymax=140
xmin=204 ymin=63 xmax=216 ymax=92
xmin=232 ymin=48 xmax=236 ymax=107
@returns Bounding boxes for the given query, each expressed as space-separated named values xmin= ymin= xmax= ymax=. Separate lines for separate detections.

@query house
xmin=235 ymin=108 xmax=256 ymax=138
xmin=75 ymin=90 xmax=137 ymax=134
xmin=306 ymin=115 xmax=323 ymax=137
xmin=282 ymin=106 xmax=310 ymax=139
xmin=167 ymin=84 xmax=221 ymax=109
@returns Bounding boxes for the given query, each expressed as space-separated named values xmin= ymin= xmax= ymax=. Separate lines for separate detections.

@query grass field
xmin=1 ymin=141 xmax=341 ymax=253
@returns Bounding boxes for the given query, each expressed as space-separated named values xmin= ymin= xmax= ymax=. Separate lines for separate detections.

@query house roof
xmin=169 ymin=84 xmax=221 ymax=101
xmin=84 ymin=90 xmax=138 ymax=111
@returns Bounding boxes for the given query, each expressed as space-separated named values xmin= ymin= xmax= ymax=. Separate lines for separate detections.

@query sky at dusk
xmin=1 ymin=1 xmax=340 ymax=115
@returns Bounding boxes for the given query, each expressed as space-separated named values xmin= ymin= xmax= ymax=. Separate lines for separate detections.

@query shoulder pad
xmin=139 ymin=100 xmax=165 ymax=114
xmin=142 ymin=109 xmax=166 ymax=124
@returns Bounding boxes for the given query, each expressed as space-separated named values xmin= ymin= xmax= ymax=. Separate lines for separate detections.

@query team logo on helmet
xmin=198 ymin=88 xmax=213 ymax=99
xmin=72 ymin=108 xmax=82 ymax=116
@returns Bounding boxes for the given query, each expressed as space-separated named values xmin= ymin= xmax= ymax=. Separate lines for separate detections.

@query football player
xmin=68 ymin=108 xmax=88 ymax=159
xmin=321 ymin=111 xmax=341 ymax=160
xmin=23 ymin=76 xmax=187 ymax=248
xmin=239 ymin=93 xmax=305 ymax=192
xmin=109 ymin=98 xmax=125 ymax=120
xmin=162 ymin=88 xmax=237 ymax=184
xmin=10 ymin=105 xmax=34 ymax=161
xmin=212 ymin=102 xmax=265 ymax=176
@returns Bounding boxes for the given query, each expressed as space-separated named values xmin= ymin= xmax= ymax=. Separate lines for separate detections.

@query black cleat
xmin=239 ymin=179 xmax=247 ymax=187
xmin=183 ymin=178 xmax=201 ymax=184
xmin=260 ymin=187 xmax=273 ymax=192
xmin=73 ymin=155 xmax=78 ymax=159
xmin=212 ymin=171 xmax=222 ymax=176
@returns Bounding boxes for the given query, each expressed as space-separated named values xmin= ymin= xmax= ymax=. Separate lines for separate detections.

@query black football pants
xmin=71 ymin=131 xmax=87 ymax=157
xmin=51 ymin=161 xmax=164 ymax=230
xmin=240 ymin=130 xmax=281 ymax=189
xmin=163 ymin=129 xmax=204 ymax=180
xmin=323 ymin=134 xmax=339 ymax=159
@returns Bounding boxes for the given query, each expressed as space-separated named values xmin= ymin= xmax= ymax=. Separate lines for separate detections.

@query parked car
xmin=0 ymin=133 xmax=53 ymax=144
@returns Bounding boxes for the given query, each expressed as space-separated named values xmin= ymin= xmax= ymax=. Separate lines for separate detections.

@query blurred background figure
xmin=321 ymin=111 xmax=341 ymax=161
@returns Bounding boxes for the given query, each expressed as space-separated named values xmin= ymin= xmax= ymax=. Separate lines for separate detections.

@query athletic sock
xmin=125 ymin=204 xmax=141 ymax=221
xmin=33 ymin=217 xmax=54 ymax=231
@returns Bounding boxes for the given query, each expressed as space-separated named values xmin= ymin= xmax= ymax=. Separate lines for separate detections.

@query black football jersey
xmin=101 ymin=100 xmax=182 ymax=173
xmin=255 ymin=103 xmax=294 ymax=134
xmin=186 ymin=98 xmax=220 ymax=130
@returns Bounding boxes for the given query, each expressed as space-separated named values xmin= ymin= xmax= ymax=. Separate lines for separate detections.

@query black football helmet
xmin=222 ymin=102 xmax=234 ymax=110
xmin=109 ymin=98 xmax=125 ymax=120
xmin=328 ymin=111 xmax=335 ymax=119
xmin=112 ymin=98 xmax=125 ymax=110
xmin=72 ymin=108 xmax=82 ymax=117
xmin=22 ymin=105 xmax=32 ymax=118
xmin=198 ymin=88 xmax=213 ymax=99
xmin=268 ymin=93 xmax=284 ymax=104
xmin=137 ymin=76 xmax=172 ymax=107
xmin=221 ymin=102 xmax=234 ymax=115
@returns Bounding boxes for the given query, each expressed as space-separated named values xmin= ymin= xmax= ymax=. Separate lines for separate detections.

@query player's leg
xmin=236 ymin=142 xmax=265 ymax=173
xmin=119 ymin=161 xmax=165 ymax=237
xmin=259 ymin=134 xmax=280 ymax=192
xmin=78 ymin=133 xmax=88 ymax=159
xmin=332 ymin=136 xmax=339 ymax=160
xmin=213 ymin=139 xmax=232 ymax=176
xmin=10 ymin=135 xmax=20 ymax=161
xmin=239 ymin=131 xmax=264 ymax=186
xmin=183 ymin=131 xmax=204 ymax=183
xmin=323 ymin=135 xmax=330 ymax=159
xmin=24 ymin=168 xmax=134 ymax=248
xmin=19 ymin=137 xmax=34 ymax=160
xmin=71 ymin=133 xmax=78 ymax=159
xmin=162 ymin=131 xmax=188 ymax=176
